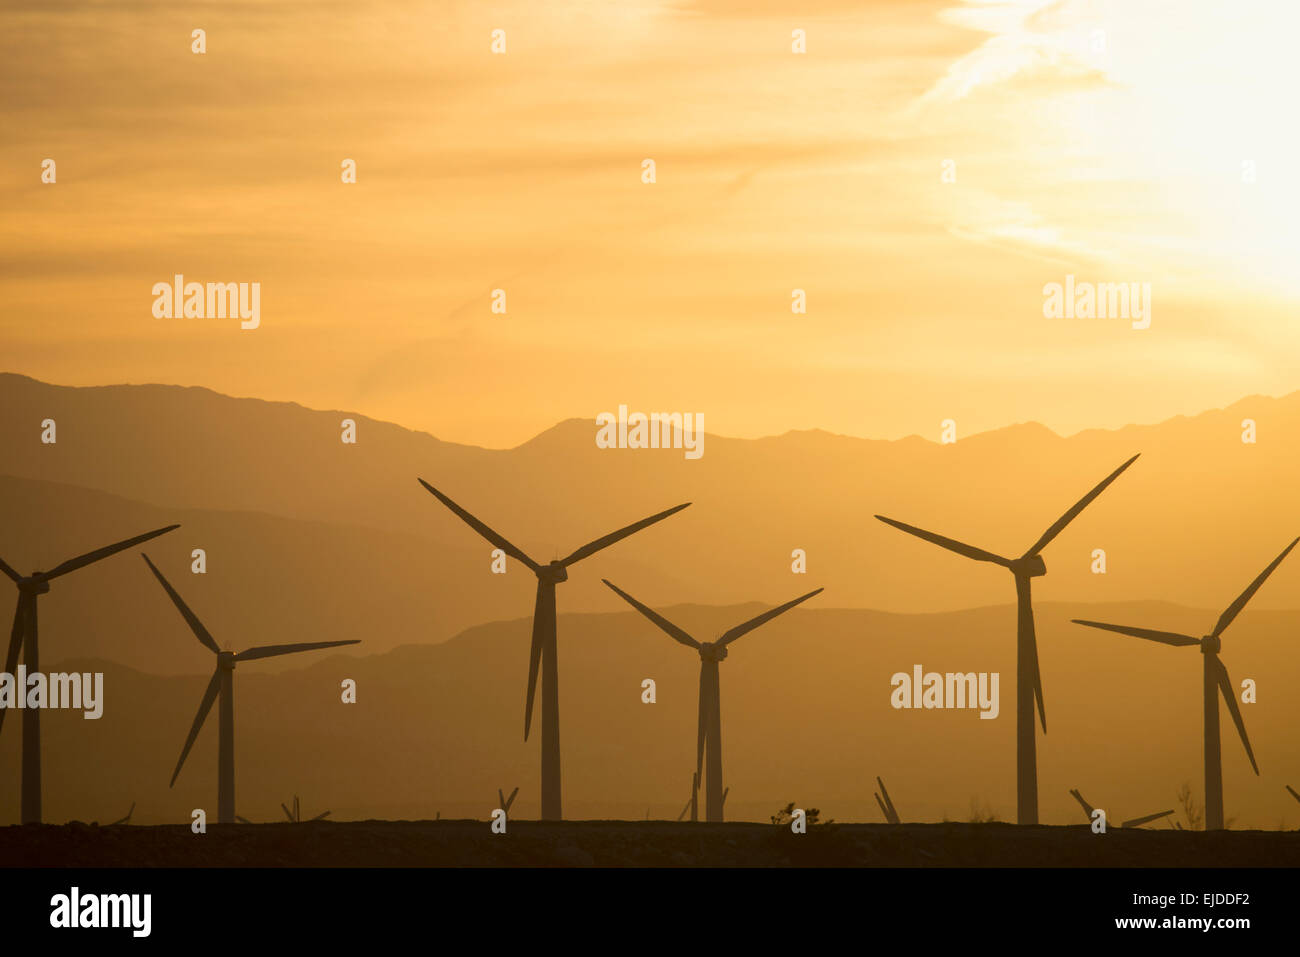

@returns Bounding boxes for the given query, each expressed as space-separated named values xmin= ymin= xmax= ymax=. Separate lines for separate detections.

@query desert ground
xmin=3 ymin=820 xmax=1299 ymax=868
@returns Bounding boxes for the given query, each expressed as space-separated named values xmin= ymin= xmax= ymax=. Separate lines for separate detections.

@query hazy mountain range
xmin=2 ymin=372 xmax=1299 ymax=672
xmin=2 ymin=373 xmax=1299 ymax=828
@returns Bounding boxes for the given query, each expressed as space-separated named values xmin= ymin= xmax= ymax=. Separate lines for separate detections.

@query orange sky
xmin=3 ymin=0 xmax=1299 ymax=447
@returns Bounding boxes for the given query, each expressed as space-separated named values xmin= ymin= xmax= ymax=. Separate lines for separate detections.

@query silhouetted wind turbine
xmin=497 ymin=787 xmax=518 ymax=817
xmin=875 ymin=776 xmax=901 ymax=824
xmin=281 ymin=795 xmax=330 ymax=822
xmin=418 ymin=480 xmax=689 ymax=820
xmin=109 ymin=802 xmax=136 ymax=826
xmin=1068 ymin=788 xmax=1174 ymax=829
xmin=677 ymin=772 xmax=699 ymax=822
xmin=602 ymin=579 xmax=823 ymax=822
xmin=875 ymin=454 xmax=1139 ymax=824
xmin=141 ymin=553 xmax=359 ymax=825
xmin=0 ymin=523 xmax=179 ymax=823
xmin=1072 ymin=537 xmax=1297 ymax=830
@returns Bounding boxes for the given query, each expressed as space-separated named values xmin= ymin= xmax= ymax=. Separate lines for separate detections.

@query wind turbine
xmin=109 ymin=802 xmax=135 ymax=826
xmin=1072 ymin=537 xmax=1297 ymax=830
xmin=875 ymin=454 xmax=1139 ymax=824
xmin=0 ymin=522 xmax=180 ymax=823
xmin=141 ymin=553 xmax=360 ymax=825
xmin=497 ymin=787 xmax=519 ymax=819
xmin=677 ymin=772 xmax=699 ymax=822
xmin=602 ymin=579 xmax=823 ymax=822
xmin=874 ymin=776 xmax=900 ymax=824
xmin=1068 ymin=788 xmax=1174 ymax=829
xmin=281 ymin=795 xmax=330 ymax=822
xmin=418 ymin=480 xmax=689 ymax=820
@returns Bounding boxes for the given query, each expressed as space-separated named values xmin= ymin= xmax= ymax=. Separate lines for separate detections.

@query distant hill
xmin=3 ymin=373 xmax=1300 ymax=629
xmin=3 ymin=600 xmax=1298 ymax=830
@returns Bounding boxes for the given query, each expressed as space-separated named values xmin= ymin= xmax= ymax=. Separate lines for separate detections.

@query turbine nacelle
xmin=1011 ymin=554 xmax=1047 ymax=578
xmin=698 ymin=640 xmax=728 ymax=662
xmin=538 ymin=561 xmax=569 ymax=584
xmin=217 ymin=651 xmax=236 ymax=671
xmin=17 ymin=575 xmax=50 ymax=595
xmin=1200 ymin=635 xmax=1221 ymax=655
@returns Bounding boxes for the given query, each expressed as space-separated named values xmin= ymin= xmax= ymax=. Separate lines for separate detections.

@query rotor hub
xmin=1200 ymin=635 xmax=1220 ymax=655
xmin=539 ymin=561 xmax=568 ymax=584
xmin=218 ymin=651 xmax=236 ymax=671
xmin=699 ymin=641 xmax=728 ymax=662
xmin=1011 ymin=555 xmax=1047 ymax=578
xmin=17 ymin=575 xmax=50 ymax=595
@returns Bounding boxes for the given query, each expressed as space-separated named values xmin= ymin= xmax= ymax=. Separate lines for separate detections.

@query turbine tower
xmin=419 ymin=480 xmax=689 ymax=820
xmin=142 ymin=553 xmax=359 ymax=824
xmin=1072 ymin=537 xmax=1297 ymax=830
xmin=602 ymin=579 xmax=823 ymax=822
xmin=0 ymin=523 xmax=180 ymax=823
xmin=875 ymin=454 xmax=1138 ymax=825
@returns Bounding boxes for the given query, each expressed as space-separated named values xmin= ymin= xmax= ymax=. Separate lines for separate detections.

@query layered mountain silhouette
xmin=3 ymin=374 xmax=1299 ymax=828
xmin=3 ymin=373 xmax=1299 ymax=655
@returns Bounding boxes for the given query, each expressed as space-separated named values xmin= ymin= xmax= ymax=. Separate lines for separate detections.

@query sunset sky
xmin=3 ymin=0 xmax=1299 ymax=447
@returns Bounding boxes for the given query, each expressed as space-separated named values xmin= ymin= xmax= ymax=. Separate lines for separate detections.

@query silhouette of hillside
xmin=3 ymin=373 xmax=1298 ymax=624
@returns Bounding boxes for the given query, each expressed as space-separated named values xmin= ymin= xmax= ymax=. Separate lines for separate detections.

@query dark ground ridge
xmin=3 ymin=820 xmax=1299 ymax=867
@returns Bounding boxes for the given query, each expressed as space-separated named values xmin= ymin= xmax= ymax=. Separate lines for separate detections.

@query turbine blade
xmin=1121 ymin=810 xmax=1175 ymax=829
xmin=294 ymin=796 xmax=300 ymax=821
xmin=282 ymin=803 xmax=295 ymax=822
xmin=417 ymin=480 xmax=540 ymax=573
xmin=874 ymin=793 xmax=891 ymax=822
xmin=1023 ymin=597 xmax=1046 ymax=733
xmin=601 ymin=579 xmax=699 ymax=649
xmin=236 ymin=816 xmax=252 ymax=825
xmin=696 ymin=672 xmax=706 ymax=783
xmin=141 ymin=553 xmax=220 ymax=654
xmin=1213 ymin=656 xmax=1259 ymax=775
xmin=1023 ymin=455 xmax=1139 ymax=557
xmin=498 ymin=788 xmax=505 ymax=809
xmin=678 ymin=799 xmax=690 ymax=822
xmin=1068 ymin=788 xmax=1095 ymax=819
xmin=504 ymin=787 xmax=518 ymax=811
xmin=560 ymin=503 xmax=691 ymax=566
xmin=874 ymin=516 xmax=1012 ymax=567
xmin=1286 ymin=785 xmax=1300 ymax=805
xmin=720 ymin=588 xmax=824 ymax=646
xmin=170 ymin=670 xmax=221 ymax=787
xmin=0 ymin=596 xmax=27 ymax=739
xmin=234 ymin=639 xmax=360 ymax=662
xmin=876 ymin=776 xmax=899 ymax=823
xmin=45 ymin=524 xmax=180 ymax=580
xmin=310 ymin=811 xmax=331 ymax=821
xmin=523 ymin=582 xmax=550 ymax=742
xmin=1070 ymin=619 xmax=1199 ymax=647
xmin=1013 ymin=574 xmax=1045 ymax=733
xmin=721 ymin=786 xmax=729 ymax=806
xmin=1211 ymin=537 xmax=1300 ymax=638
xmin=0 ymin=556 xmax=20 ymax=582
